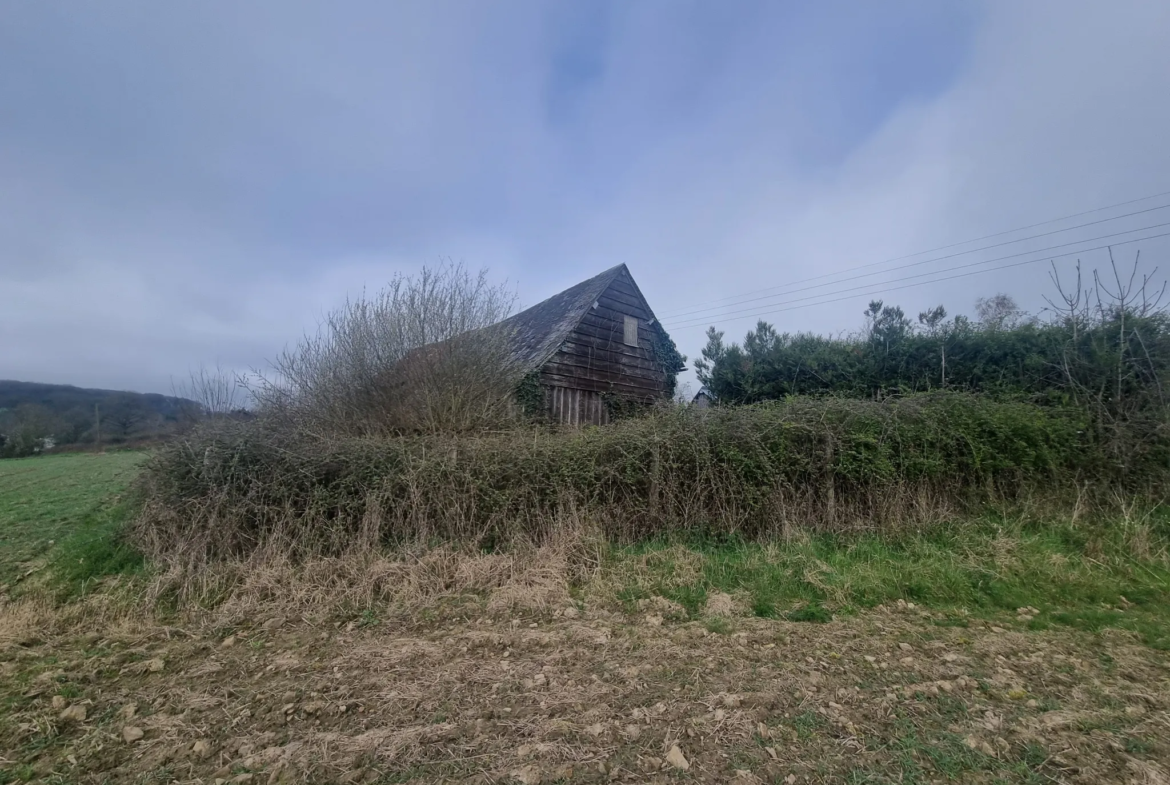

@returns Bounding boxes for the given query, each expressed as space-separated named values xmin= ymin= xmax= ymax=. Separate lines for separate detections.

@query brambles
xmin=131 ymin=392 xmax=1115 ymax=563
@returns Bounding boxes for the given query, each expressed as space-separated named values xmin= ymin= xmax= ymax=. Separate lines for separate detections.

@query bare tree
xmin=248 ymin=263 xmax=520 ymax=436
xmin=1042 ymin=247 xmax=1169 ymax=476
xmin=1044 ymin=259 xmax=1095 ymax=397
xmin=1091 ymin=248 xmax=1168 ymax=409
xmin=1044 ymin=260 xmax=1092 ymax=343
xmin=173 ymin=363 xmax=247 ymax=426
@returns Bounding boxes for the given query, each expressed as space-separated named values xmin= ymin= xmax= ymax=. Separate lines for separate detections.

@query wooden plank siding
xmin=538 ymin=271 xmax=667 ymax=425
xmin=546 ymin=386 xmax=609 ymax=427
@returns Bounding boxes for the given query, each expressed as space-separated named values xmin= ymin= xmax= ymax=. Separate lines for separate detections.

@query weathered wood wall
xmin=539 ymin=269 xmax=668 ymax=426
xmin=546 ymin=386 xmax=609 ymax=426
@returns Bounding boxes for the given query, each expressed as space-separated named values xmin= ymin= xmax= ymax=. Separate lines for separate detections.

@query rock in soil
xmin=666 ymin=744 xmax=690 ymax=770
xmin=58 ymin=704 xmax=86 ymax=722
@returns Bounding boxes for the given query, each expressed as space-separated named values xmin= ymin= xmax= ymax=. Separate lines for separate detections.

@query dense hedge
xmin=132 ymin=392 xmax=1120 ymax=560
xmin=699 ymin=306 xmax=1170 ymax=414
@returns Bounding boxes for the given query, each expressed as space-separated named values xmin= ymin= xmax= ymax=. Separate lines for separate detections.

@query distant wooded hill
xmin=0 ymin=380 xmax=194 ymax=418
xmin=0 ymin=380 xmax=198 ymax=457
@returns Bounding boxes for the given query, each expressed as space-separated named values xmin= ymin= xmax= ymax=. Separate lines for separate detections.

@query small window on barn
xmin=623 ymin=315 xmax=639 ymax=347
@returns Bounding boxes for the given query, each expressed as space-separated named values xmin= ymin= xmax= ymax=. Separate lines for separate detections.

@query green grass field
xmin=0 ymin=451 xmax=144 ymax=589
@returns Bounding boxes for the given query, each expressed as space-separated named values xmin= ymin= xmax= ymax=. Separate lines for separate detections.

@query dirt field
xmin=2 ymin=597 xmax=1168 ymax=785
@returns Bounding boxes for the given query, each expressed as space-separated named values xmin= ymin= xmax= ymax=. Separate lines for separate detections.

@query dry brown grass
xmin=140 ymin=517 xmax=605 ymax=628
xmin=0 ymin=578 xmax=151 ymax=647
xmin=0 ymin=597 xmax=54 ymax=647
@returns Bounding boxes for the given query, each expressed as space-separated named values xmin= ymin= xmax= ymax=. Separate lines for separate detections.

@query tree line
xmin=694 ymin=252 xmax=1169 ymax=468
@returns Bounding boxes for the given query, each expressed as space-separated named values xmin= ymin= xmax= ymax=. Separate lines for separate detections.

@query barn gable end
xmin=493 ymin=264 xmax=677 ymax=426
xmin=539 ymin=269 xmax=667 ymax=424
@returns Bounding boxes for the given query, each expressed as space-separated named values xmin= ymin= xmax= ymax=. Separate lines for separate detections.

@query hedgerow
xmin=132 ymin=392 xmax=1126 ymax=562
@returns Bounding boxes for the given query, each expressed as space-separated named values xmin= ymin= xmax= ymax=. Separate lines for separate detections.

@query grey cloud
xmin=1 ymin=0 xmax=1167 ymax=396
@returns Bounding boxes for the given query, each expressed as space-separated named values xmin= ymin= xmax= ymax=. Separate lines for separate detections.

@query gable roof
xmin=495 ymin=263 xmax=636 ymax=372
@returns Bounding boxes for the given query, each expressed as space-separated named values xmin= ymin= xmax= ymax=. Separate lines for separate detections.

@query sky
xmin=2 ymin=0 xmax=1169 ymax=397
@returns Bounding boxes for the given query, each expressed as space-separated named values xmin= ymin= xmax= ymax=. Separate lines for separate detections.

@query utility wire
xmin=659 ymin=203 xmax=1170 ymax=321
xmin=668 ymin=229 xmax=1170 ymax=331
xmin=655 ymin=190 xmax=1170 ymax=318
xmin=663 ymin=226 xmax=1170 ymax=331
xmin=663 ymin=220 xmax=1170 ymax=328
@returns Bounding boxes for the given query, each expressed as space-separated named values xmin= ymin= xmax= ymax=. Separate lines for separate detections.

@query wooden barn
xmin=496 ymin=264 xmax=683 ymax=426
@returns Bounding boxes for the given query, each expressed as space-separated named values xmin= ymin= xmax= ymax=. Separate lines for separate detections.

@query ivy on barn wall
xmin=514 ymin=370 xmax=545 ymax=419
xmin=649 ymin=320 xmax=687 ymax=397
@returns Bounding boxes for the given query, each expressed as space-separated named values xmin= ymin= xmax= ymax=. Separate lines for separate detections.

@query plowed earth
xmin=2 ymin=602 xmax=1168 ymax=785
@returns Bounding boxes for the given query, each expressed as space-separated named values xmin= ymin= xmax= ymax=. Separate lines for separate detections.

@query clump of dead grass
xmin=0 ymin=583 xmax=149 ymax=648
xmin=145 ymin=516 xmax=605 ymax=626
xmin=588 ymin=544 xmax=707 ymax=606
xmin=0 ymin=597 xmax=56 ymax=647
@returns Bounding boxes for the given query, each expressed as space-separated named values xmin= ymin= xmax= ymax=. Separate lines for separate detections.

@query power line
xmin=668 ymin=230 xmax=1170 ymax=332
xmin=664 ymin=220 xmax=1170 ymax=329
xmin=663 ymin=226 xmax=1170 ymax=331
xmin=658 ymin=190 xmax=1170 ymax=319
xmin=660 ymin=203 xmax=1170 ymax=321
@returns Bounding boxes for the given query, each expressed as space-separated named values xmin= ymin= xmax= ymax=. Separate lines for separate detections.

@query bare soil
xmin=2 ymin=601 xmax=1168 ymax=784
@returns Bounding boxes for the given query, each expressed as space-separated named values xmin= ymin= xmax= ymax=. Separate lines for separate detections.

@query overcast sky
xmin=2 ymin=0 xmax=1169 ymax=396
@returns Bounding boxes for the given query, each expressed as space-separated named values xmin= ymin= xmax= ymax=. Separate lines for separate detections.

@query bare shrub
xmin=172 ymin=363 xmax=247 ymax=427
xmin=248 ymin=263 xmax=518 ymax=436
